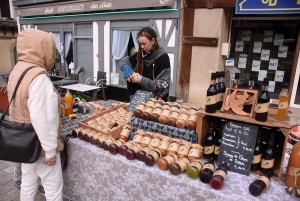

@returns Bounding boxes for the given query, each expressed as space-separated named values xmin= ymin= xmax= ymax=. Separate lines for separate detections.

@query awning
xmin=236 ymin=0 xmax=300 ymax=14
xmin=15 ymin=0 xmax=176 ymax=17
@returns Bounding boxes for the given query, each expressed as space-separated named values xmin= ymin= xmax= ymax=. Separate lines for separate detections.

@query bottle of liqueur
xmin=285 ymin=141 xmax=300 ymax=189
xmin=243 ymin=74 xmax=256 ymax=113
xmin=215 ymin=72 xmax=222 ymax=110
xmin=232 ymin=73 xmax=240 ymax=88
xmin=219 ymin=71 xmax=226 ymax=108
xmin=260 ymin=130 xmax=275 ymax=175
xmin=276 ymin=82 xmax=289 ymax=121
xmin=210 ymin=164 xmax=228 ymax=190
xmin=203 ymin=121 xmax=215 ymax=160
xmin=255 ymin=78 xmax=270 ymax=122
xmin=205 ymin=73 xmax=217 ymax=113
xmin=199 ymin=157 xmax=215 ymax=183
xmin=249 ymin=171 xmax=273 ymax=196
xmin=186 ymin=159 xmax=203 ymax=179
xmin=214 ymin=121 xmax=225 ymax=161
xmin=251 ymin=128 xmax=262 ymax=171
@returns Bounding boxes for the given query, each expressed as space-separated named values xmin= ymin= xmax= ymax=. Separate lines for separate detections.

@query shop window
xmin=229 ymin=20 xmax=299 ymax=100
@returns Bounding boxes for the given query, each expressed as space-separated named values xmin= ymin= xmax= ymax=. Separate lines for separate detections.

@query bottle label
xmin=144 ymin=107 xmax=154 ymax=113
xmin=133 ymin=135 xmax=143 ymax=143
xmin=252 ymin=154 xmax=262 ymax=164
xmin=206 ymin=95 xmax=217 ymax=105
xmin=189 ymin=108 xmax=198 ymax=115
xmin=65 ymin=103 xmax=71 ymax=109
xmin=161 ymin=110 xmax=171 ymax=117
xmin=213 ymin=170 xmax=227 ymax=179
xmin=257 ymin=176 xmax=270 ymax=187
xmin=260 ymin=159 xmax=275 ymax=169
xmin=255 ymin=103 xmax=270 ymax=113
xmin=187 ymin=114 xmax=197 ymax=122
xmin=214 ymin=146 xmax=220 ymax=155
xmin=120 ymin=128 xmax=131 ymax=138
xmin=204 ymin=145 xmax=215 ymax=154
xmin=149 ymin=150 xmax=161 ymax=162
xmin=141 ymin=135 xmax=152 ymax=145
xmin=216 ymin=93 xmax=221 ymax=102
xmin=136 ymin=104 xmax=146 ymax=111
xmin=158 ymin=140 xmax=170 ymax=150
xmin=189 ymin=160 xmax=203 ymax=171
xmin=286 ymin=166 xmax=300 ymax=176
xmin=188 ymin=147 xmax=202 ymax=158
xmin=114 ymin=139 xmax=125 ymax=147
xmin=178 ymin=144 xmax=190 ymax=156
xmin=168 ymin=142 xmax=180 ymax=152
xmin=177 ymin=158 xmax=190 ymax=172
xmin=141 ymin=147 xmax=152 ymax=154
xmin=131 ymin=144 xmax=142 ymax=153
xmin=153 ymin=107 xmax=163 ymax=115
xmin=163 ymin=154 xmax=178 ymax=164
xmin=169 ymin=111 xmax=180 ymax=119
xmin=278 ymin=102 xmax=288 ymax=109
xmin=220 ymin=93 xmax=224 ymax=101
xmin=146 ymin=101 xmax=155 ymax=107
xmin=104 ymin=139 xmax=114 ymax=146
xmin=150 ymin=137 xmax=161 ymax=148
xmin=203 ymin=163 xmax=215 ymax=172
xmin=178 ymin=113 xmax=189 ymax=121
xmin=125 ymin=141 xmax=134 ymax=148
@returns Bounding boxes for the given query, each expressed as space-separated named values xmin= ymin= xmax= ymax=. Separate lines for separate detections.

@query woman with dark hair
xmin=118 ymin=27 xmax=171 ymax=101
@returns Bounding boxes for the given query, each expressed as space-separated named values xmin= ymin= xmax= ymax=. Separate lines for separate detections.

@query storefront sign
xmin=236 ymin=0 xmax=300 ymax=14
xmin=16 ymin=0 xmax=176 ymax=17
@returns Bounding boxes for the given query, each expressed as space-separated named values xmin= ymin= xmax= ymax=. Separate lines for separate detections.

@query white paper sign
xmin=110 ymin=73 xmax=119 ymax=85
xmin=275 ymin=70 xmax=285 ymax=82
xmin=269 ymin=59 xmax=279 ymax=70
xmin=278 ymin=46 xmax=288 ymax=58
xmin=235 ymin=41 xmax=244 ymax=52
xmin=253 ymin=41 xmax=262 ymax=53
xmin=268 ymin=81 xmax=276 ymax=92
xmin=252 ymin=60 xmax=261 ymax=72
xmin=258 ymin=70 xmax=267 ymax=81
xmin=242 ymin=30 xmax=251 ymax=41
xmin=263 ymin=31 xmax=273 ymax=42
xmin=225 ymin=58 xmax=235 ymax=66
xmin=261 ymin=49 xmax=270 ymax=61
xmin=238 ymin=57 xmax=247 ymax=69
xmin=274 ymin=34 xmax=284 ymax=46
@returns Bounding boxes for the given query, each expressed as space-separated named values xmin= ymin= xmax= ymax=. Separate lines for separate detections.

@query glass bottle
xmin=158 ymin=104 xmax=171 ymax=124
xmin=149 ymin=134 xmax=162 ymax=150
xmin=169 ymin=158 xmax=191 ymax=175
xmin=251 ymin=128 xmax=262 ymax=171
xmin=167 ymin=108 xmax=180 ymax=126
xmin=205 ymin=73 xmax=217 ymax=113
xmin=215 ymin=72 xmax=222 ymax=110
xmin=210 ymin=164 xmax=228 ymax=190
xmin=214 ymin=121 xmax=225 ymax=161
xmin=133 ymin=101 xmax=146 ymax=118
xmin=176 ymin=110 xmax=190 ymax=128
xmin=285 ymin=141 xmax=300 ymax=188
xmin=140 ymin=132 xmax=153 ymax=147
xmin=219 ymin=71 xmax=226 ymax=108
xmin=199 ymin=157 xmax=215 ymax=183
xmin=144 ymin=149 xmax=162 ymax=166
xmin=64 ymin=90 xmax=73 ymax=115
xmin=95 ymin=134 xmax=108 ymax=148
xmin=232 ymin=73 xmax=240 ymax=88
xmin=118 ymin=141 xmax=135 ymax=156
xmin=255 ymin=78 xmax=270 ymax=122
xmin=158 ymin=136 xmax=171 ymax=156
xmin=167 ymin=139 xmax=181 ymax=155
xmin=157 ymin=154 xmax=178 ymax=170
xmin=185 ymin=107 xmax=198 ymax=130
xmin=187 ymin=144 xmax=203 ymax=162
xmin=243 ymin=74 xmax=255 ymax=114
xmin=136 ymin=146 xmax=152 ymax=162
xmin=260 ymin=130 xmax=275 ymax=175
xmin=249 ymin=171 xmax=273 ymax=196
xmin=108 ymin=139 xmax=125 ymax=154
xmin=186 ymin=159 xmax=203 ymax=179
xmin=177 ymin=140 xmax=192 ymax=158
xmin=140 ymin=105 xmax=154 ymax=121
xmin=150 ymin=101 xmax=164 ymax=122
xmin=125 ymin=143 xmax=143 ymax=160
xmin=102 ymin=136 xmax=115 ymax=151
xmin=203 ymin=121 xmax=215 ymax=159
xmin=276 ymin=82 xmax=289 ymax=121
xmin=118 ymin=125 xmax=132 ymax=142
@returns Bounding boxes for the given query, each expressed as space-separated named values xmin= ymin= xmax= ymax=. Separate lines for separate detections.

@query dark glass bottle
xmin=232 ymin=73 xmax=240 ymax=88
xmin=260 ymin=130 xmax=275 ymax=175
xmin=205 ymin=73 xmax=217 ymax=113
xmin=210 ymin=164 xmax=228 ymax=190
xmin=249 ymin=171 xmax=273 ymax=196
xmin=219 ymin=71 xmax=226 ymax=108
xmin=215 ymin=72 xmax=222 ymax=110
xmin=214 ymin=121 xmax=225 ymax=161
xmin=255 ymin=78 xmax=270 ymax=122
xmin=251 ymin=128 xmax=262 ymax=171
xmin=199 ymin=157 xmax=215 ymax=183
xmin=203 ymin=121 xmax=215 ymax=160
xmin=243 ymin=74 xmax=255 ymax=113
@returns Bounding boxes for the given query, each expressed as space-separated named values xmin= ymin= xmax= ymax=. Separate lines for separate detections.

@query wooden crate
xmin=79 ymin=103 xmax=129 ymax=139
xmin=196 ymin=110 xmax=290 ymax=180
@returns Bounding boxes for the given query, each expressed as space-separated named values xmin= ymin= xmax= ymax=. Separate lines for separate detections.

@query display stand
xmin=196 ymin=110 xmax=290 ymax=180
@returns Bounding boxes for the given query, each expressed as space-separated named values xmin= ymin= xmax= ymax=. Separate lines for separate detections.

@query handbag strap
xmin=1 ymin=66 xmax=37 ymax=120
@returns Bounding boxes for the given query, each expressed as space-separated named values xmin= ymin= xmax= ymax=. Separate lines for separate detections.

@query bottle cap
xmin=211 ymin=73 xmax=216 ymax=80
xmin=283 ymin=82 xmax=289 ymax=89
xmin=234 ymin=73 xmax=240 ymax=79
xmin=263 ymin=78 xmax=269 ymax=85
xmin=215 ymin=72 xmax=220 ymax=78
xmin=220 ymin=71 xmax=225 ymax=77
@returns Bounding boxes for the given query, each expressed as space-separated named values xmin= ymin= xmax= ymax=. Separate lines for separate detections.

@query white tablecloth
xmin=62 ymin=138 xmax=297 ymax=201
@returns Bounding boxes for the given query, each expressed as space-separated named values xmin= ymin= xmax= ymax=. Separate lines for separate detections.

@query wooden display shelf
xmin=196 ymin=110 xmax=290 ymax=180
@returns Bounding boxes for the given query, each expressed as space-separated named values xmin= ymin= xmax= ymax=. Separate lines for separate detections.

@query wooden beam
xmin=182 ymin=36 xmax=218 ymax=47
xmin=184 ymin=0 xmax=236 ymax=8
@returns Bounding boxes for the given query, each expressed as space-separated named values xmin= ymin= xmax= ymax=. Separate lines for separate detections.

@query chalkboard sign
xmin=217 ymin=121 xmax=258 ymax=176
xmin=127 ymin=90 xmax=152 ymax=112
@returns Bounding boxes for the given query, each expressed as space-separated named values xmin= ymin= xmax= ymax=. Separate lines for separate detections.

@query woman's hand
xmin=130 ymin=73 xmax=142 ymax=83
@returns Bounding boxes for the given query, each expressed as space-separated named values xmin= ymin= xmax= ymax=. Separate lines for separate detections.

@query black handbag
xmin=0 ymin=67 xmax=42 ymax=163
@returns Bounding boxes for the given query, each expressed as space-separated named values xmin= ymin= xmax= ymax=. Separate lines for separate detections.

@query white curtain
xmin=52 ymin=32 xmax=61 ymax=54
xmin=64 ymin=32 xmax=72 ymax=77
xmin=131 ymin=30 xmax=139 ymax=51
xmin=111 ymin=30 xmax=131 ymax=73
